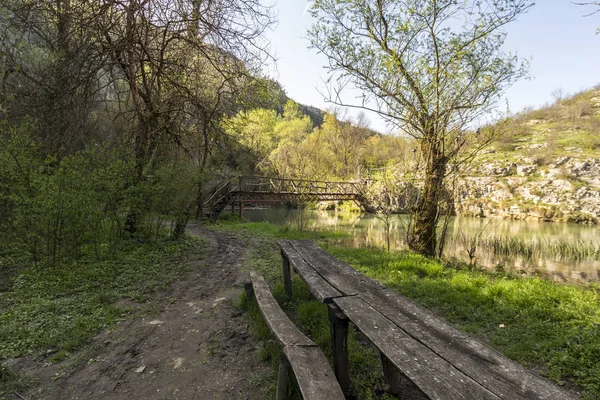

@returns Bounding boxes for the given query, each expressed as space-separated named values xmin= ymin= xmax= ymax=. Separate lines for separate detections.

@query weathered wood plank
xmin=288 ymin=240 xmax=576 ymax=400
xmin=328 ymin=304 xmax=350 ymax=395
xmin=333 ymin=296 xmax=500 ymax=400
xmin=288 ymin=240 xmax=373 ymax=296
xmin=359 ymin=288 xmax=576 ymax=400
xmin=284 ymin=345 xmax=346 ymax=400
xmin=250 ymin=272 xmax=315 ymax=347
xmin=277 ymin=240 xmax=342 ymax=301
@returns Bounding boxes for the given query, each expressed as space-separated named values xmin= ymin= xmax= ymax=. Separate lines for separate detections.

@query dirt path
xmin=19 ymin=224 xmax=269 ymax=400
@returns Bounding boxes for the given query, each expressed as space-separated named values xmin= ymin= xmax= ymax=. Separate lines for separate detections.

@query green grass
xmin=241 ymin=278 xmax=393 ymax=400
xmin=0 ymin=235 xmax=200 ymax=397
xmin=218 ymin=219 xmax=600 ymax=399
xmin=213 ymin=219 xmax=348 ymax=241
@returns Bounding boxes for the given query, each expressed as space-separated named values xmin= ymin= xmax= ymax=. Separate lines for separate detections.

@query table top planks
xmin=276 ymin=240 xmax=342 ymax=301
xmin=358 ymin=288 xmax=570 ymax=400
xmin=288 ymin=240 xmax=382 ymax=295
xmin=279 ymin=240 xmax=577 ymax=400
xmin=334 ymin=296 xmax=500 ymax=400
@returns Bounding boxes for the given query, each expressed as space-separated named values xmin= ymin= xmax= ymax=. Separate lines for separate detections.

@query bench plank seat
xmin=278 ymin=240 xmax=576 ymax=400
xmin=249 ymin=272 xmax=345 ymax=400
xmin=251 ymin=272 xmax=314 ymax=347
xmin=283 ymin=345 xmax=343 ymax=400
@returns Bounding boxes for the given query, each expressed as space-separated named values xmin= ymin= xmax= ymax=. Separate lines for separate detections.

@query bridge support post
xmin=231 ymin=202 xmax=235 ymax=215
xmin=239 ymin=202 xmax=243 ymax=218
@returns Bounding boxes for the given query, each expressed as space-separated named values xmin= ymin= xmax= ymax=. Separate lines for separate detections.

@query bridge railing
xmin=237 ymin=176 xmax=364 ymax=195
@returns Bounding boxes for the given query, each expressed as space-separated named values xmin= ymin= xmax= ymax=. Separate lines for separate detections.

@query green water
xmin=241 ymin=208 xmax=600 ymax=284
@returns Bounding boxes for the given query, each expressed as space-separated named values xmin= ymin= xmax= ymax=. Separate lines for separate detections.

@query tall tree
xmin=309 ymin=0 xmax=531 ymax=256
xmin=92 ymin=0 xmax=273 ymax=230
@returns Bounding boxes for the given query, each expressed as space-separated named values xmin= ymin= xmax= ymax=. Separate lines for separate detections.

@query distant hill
xmin=455 ymin=87 xmax=600 ymax=223
xmin=254 ymin=78 xmax=325 ymax=127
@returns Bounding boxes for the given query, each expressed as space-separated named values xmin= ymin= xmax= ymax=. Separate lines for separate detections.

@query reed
xmin=449 ymin=232 xmax=600 ymax=262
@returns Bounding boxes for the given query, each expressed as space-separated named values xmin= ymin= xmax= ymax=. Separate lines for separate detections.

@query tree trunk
xmin=195 ymin=179 xmax=204 ymax=219
xmin=408 ymin=138 xmax=447 ymax=257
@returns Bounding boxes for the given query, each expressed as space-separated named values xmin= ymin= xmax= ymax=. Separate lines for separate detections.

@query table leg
xmin=282 ymin=252 xmax=292 ymax=299
xmin=328 ymin=304 xmax=350 ymax=395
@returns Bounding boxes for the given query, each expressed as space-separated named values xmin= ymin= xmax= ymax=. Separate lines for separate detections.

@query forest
xmin=0 ymin=0 xmax=421 ymax=270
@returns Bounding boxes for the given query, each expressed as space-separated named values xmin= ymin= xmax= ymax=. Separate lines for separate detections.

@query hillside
xmin=456 ymin=87 xmax=600 ymax=223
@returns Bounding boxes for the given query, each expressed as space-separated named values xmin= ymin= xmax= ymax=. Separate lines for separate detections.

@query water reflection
xmin=241 ymin=208 xmax=600 ymax=285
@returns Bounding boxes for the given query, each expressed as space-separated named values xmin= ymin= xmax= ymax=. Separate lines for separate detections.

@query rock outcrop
xmin=454 ymin=157 xmax=600 ymax=223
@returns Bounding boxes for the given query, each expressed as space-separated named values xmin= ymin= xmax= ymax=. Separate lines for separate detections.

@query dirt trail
xmin=20 ymin=224 xmax=268 ymax=400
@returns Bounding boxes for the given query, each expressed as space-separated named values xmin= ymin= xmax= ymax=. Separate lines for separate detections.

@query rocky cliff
xmin=454 ymin=87 xmax=600 ymax=224
xmin=455 ymin=157 xmax=600 ymax=223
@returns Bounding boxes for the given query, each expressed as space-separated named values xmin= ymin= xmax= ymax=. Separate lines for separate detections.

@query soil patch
xmin=10 ymin=224 xmax=268 ymax=400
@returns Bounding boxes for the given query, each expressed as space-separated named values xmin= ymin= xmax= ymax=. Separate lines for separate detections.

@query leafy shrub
xmin=0 ymin=121 xmax=129 ymax=265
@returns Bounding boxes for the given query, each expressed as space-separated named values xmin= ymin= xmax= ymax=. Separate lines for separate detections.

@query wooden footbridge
xmin=204 ymin=176 xmax=367 ymax=217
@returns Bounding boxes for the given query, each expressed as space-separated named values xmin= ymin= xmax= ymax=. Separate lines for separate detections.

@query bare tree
xmin=575 ymin=2 xmax=600 ymax=16
xmin=0 ymin=0 xmax=275 ymax=234
xmin=309 ymin=0 xmax=531 ymax=256
xmin=91 ymin=0 xmax=274 ymax=232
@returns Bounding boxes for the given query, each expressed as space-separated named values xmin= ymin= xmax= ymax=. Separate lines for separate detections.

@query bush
xmin=0 ymin=121 xmax=129 ymax=265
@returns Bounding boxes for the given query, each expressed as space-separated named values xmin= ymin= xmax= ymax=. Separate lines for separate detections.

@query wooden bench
xmin=245 ymin=272 xmax=345 ymax=400
xmin=277 ymin=239 xmax=576 ymax=400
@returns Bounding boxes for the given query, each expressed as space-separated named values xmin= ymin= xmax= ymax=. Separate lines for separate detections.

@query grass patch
xmin=325 ymin=245 xmax=600 ymax=399
xmin=0 ymin=235 xmax=200 ymax=364
xmin=241 ymin=279 xmax=392 ymax=400
xmin=213 ymin=219 xmax=348 ymax=241
xmin=449 ymin=232 xmax=600 ymax=262
xmin=0 ymin=364 xmax=32 ymax=398
xmin=219 ymin=219 xmax=600 ymax=399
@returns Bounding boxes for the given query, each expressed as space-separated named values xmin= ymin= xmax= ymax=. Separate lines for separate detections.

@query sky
xmin=264 ymin=1 xmax=600 ymax=133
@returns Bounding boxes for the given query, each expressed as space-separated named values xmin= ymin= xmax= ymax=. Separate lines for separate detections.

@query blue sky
xmin=265 ymin=1 xmax=600 ymax=133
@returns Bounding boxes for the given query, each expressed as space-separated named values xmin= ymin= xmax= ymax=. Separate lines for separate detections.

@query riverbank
xmin=215 ymin=219 xmax=599 ymax=399
xmin=239 ymin=208 xmax=600 ymax=285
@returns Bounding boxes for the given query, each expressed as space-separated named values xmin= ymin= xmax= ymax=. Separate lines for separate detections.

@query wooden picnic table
xmin=277 ymin=239 xmax=576 ymax=400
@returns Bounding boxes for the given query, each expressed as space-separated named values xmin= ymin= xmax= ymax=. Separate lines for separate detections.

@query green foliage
xmin=224 ymin=103 xmax=413 ymax=182
xmin=0 ymin=119 xmax=201 ymax=268
xmin=0 ymin=121 xmax=132 ymax=265
xmin=484 ymin=87 xmax=600 ymax=161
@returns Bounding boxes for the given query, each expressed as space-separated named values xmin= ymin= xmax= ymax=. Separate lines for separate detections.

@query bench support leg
xmin=381 ymin=352 xmax=403 ymax=396
xmin=282 ymin=253 xmax=293 ymax=299
xmin=328 ymin=304 xmax=350 ymax=395
xmin=244 ymin=282 xmax=254 ymax=301
xmin=276 ymin=353 xmax=291 ymax=400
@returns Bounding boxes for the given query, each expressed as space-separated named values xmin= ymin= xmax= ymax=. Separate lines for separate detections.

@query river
xmin=241 ymin=208 xmax=600 ymax=285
